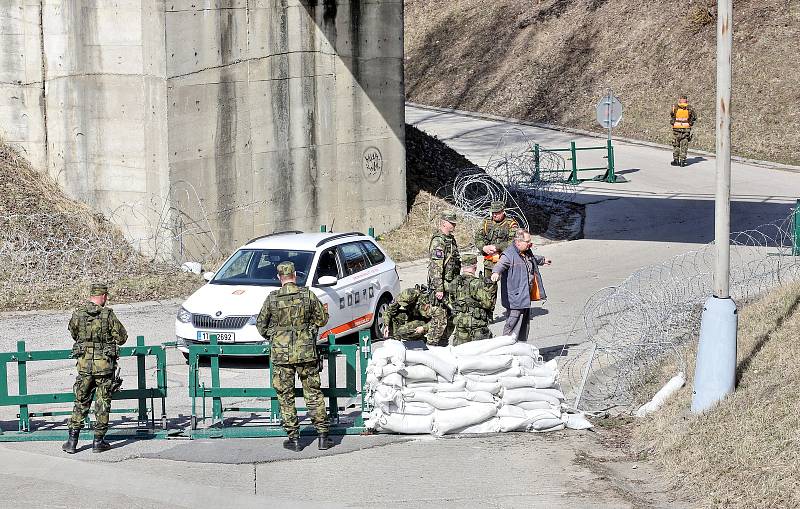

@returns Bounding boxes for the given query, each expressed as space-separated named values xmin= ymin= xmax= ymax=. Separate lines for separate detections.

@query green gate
xmin=187 ymin=330 xmax=372 ymax=439
xmin=0 ymin=336 xmax=169 ymax=441
xmin=534 ymin=140 xmax=618 ymax=184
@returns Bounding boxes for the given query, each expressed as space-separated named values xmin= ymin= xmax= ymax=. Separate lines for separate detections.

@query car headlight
xmin=247 ymin=315 xmax=258 ymax=326
xmin=177 ymin=307 xmax=192 ymax=323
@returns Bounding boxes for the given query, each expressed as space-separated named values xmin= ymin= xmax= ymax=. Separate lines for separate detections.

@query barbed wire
xmin=559 ymin=211 xmax=800 ymax=412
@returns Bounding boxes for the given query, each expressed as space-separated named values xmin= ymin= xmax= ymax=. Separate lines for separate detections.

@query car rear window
xmin=361 ymin=240 xmax=386 ymax=265
xmin=338 ymin=242 xmax=369 ymax=276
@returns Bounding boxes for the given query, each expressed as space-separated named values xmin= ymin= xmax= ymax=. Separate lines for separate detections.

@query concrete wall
xmin=0 ymin=0 xmax=405 ymax=260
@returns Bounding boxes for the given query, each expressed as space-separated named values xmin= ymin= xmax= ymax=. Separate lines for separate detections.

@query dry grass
xmin=406 ymin=0 xmax=800 ymax=164
xmin=633 ymin=282 xmax=800 ymax=508
xmin=378 ymin=190 xmax=483 ymax=262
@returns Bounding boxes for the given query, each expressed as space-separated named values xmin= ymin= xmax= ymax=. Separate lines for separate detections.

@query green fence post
xmin=357 ymin=330 xmax=372 ymax=426
xmin=368 ymin=227 xmax=375 ymax=238
xmin=269 ymin=349 xmax=280 ymax=422
xmin=16 ymin=341 xmax=29 ymax=431
xmin=533 ymin=144 xmax=541 ymax=180
xmin=320 ymin=225 xmax=327 ymax=233
xmin=793 ymin=199 xmax=800 ymax=256
xmin=605 ymin=139 xmax=617 ymax=183
xmin=135 ymin=336 xmax=148 ymax=424
xmin=0 ymin=360 xmax=6 ymax=435
xmin=326 ymin=334 xmax=338 ymax=423
xmin=568 ymin=141 xmax=579 ymax=184
xmin=210 ymin=335 xmax=223 ymax=423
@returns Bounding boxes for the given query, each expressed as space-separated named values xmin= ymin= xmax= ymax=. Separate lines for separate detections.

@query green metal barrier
xmin=0 ymin=336 xmax=169 ymax=441
xmin=793 ymin=199 xmax=800 ymax=256
xmin=534 ymin=140 xmax=617 ymax=184
xmin=187 ymin=330 xmax=372 ymax=439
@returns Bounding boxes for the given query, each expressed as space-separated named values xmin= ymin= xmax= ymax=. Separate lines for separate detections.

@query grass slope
xmin=405 ymin=0 xmax=800 ymax=164
xmin=634 ymin=282 xmax=800 ymax=508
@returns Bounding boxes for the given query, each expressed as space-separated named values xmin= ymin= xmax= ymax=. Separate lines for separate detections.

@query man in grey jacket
xmin=490 ymin=229 xmax=551 ymax=342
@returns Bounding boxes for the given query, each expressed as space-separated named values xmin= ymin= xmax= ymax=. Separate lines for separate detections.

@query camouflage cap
xmin=90 ymin=282 xmax=108 ymax=296
xmin=440 ymin=210 xmax=457 ymax=224
xmin=489 ymin=201 xmax=505 ymax=213
xmin=276 ymin=261 xmax=295 ymax=276
xmin=396 ymin=288 xmax=418 ymax=308
xmin=461 ymin=253 xmax=478 ymax=265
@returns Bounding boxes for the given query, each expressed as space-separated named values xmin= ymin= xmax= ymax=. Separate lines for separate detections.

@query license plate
xmin=196 ymin=331 xmax=235 ymax=343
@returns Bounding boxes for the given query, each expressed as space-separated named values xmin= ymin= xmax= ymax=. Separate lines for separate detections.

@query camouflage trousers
xmin=672 ymin=129 xmax=692 ymax=161
xmin=393 ymin=320 xmax=428 ymax=342
xmin=272 ymin=361 xmax=329 ymax=438
xmin=451 ymin=315 xmax=490 ymax=346
xmin=68 ymin=373 xmax=113 ymax=438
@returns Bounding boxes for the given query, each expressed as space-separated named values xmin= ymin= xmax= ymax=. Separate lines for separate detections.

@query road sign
xmin=596 ymin=94 xmax=623 ymax=129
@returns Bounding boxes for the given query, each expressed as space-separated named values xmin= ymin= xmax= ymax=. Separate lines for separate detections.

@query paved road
xmin=3 ymin=104 xmax=797 ymax=507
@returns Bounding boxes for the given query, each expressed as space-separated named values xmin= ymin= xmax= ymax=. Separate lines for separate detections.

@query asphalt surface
xmin=2 ymin=104 xmax=798 ymax=507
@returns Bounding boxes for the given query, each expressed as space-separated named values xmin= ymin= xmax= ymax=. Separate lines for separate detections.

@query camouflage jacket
xmin=383 ymin=288 xmax=432 ymax=331
xmin=68 ymin=302 xmax=128 ymax=376
xmin=428 ymin=232 xmax=460 ymax=294
xmin=256 ymin=282 xmax=328 ymax=365
xmin=474 ymin=217 xmax=519 ymax=267
xmin=448 ymin=273 xmax=495 ymax=324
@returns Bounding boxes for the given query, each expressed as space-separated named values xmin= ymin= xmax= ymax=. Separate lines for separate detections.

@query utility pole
xmin=692 ymin=0 xmax=737 ymax=413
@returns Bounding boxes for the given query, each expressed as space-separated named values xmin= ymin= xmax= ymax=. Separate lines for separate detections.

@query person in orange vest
xmin=670 ymin=95 xmax=697 ymax=167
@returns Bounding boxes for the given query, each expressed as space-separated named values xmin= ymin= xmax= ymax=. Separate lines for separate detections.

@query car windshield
xmin=211 ymin=249 xmax=314 ymax=286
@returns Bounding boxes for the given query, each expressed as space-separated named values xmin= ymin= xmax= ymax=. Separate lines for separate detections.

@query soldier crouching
xmin=256 ymin=261 xmax=333 ymax=452
xmin=381 ymin=286 xmax=447 ymax=346
xmin=62 ymin=282 xmax=128 ymax=454
xmin=448 ymin=254 xmax=496 ymax=346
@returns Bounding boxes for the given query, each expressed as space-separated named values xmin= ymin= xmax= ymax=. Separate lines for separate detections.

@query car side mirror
xmin=317 ymin=275 xmax=338 ymax=287
xmin=203 ymin=271 xmax=216 ymax=282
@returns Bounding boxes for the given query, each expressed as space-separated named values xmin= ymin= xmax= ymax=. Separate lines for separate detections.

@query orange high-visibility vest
xmin=673 ymin=103 xmax=691 ymax=129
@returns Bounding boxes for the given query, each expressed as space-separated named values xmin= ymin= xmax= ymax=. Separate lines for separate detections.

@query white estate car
xmin=175 ymin=231 xmax=401 ymax=353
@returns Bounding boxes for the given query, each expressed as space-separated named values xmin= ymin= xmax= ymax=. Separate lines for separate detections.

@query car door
xmin=311 ymin=246 xmax=349 ymax=339
xmin=335 ymin=241 xmax=376 ymax=332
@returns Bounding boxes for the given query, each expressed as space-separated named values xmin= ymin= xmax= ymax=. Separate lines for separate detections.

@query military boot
xmin=318 ymin=432 xmax=334 ymax=450
xmin=283 ymin=436 xmax=302 ymax=452
xmin=92 ymin=436 xmax=111 ymax=453
xmin=670 ymin=159 xmax=679 ymax=166
xmin=680 ymin=159 xmax=687 ymax=167
xmin=62 ymin=429 xmax=79 ymax=454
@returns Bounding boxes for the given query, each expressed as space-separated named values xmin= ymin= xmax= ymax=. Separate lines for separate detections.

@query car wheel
xmin=371 ymin=294 xmax=392 ymax=340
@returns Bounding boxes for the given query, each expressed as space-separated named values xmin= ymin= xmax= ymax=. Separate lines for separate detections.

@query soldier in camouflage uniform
xmin=62 ymin=283 xmax=128 ymax=454
xmin=256 ymin=261 xmax=333 ymax=452
xmin=381 ymin=286 xmax=447 ymax=345
xmin=428 ymin=210 xmax=461 ymax=340
xmin=475 ymin=200 xmax=517 ymax=310
xmin=670 ymin=95 xmax=697 ymax=167
xmin=448 ymin=254 xmax=496 ymax=346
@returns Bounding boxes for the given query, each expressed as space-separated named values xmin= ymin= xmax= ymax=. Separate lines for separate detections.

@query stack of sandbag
xmin=364 ymin=335 xmax=593 ymax=436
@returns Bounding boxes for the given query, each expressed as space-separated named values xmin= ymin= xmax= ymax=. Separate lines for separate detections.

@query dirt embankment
xmin=405 ymin=0 xmax=800 ymax=164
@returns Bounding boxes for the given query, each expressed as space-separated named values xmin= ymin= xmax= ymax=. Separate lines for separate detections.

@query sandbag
xmin=526 ymin=409 xmax=565 ymax=431
xmin=452 ymin=417 xmax=501 ymax=434
xmin=381 ymin=373 xmax=404 ymax=388
xmin=502 ymin=388 xmax=563 ymax=406
xmin=499 ymin=375 xmax=557 ymax=390
xmin=386 ymin=402 xmax=435 ymax=416
xmin=458 ymin=355 xmax=513 ymax=374
xmin=499 ymin=415 xmax=533 ymax=432
xmin=520 ymin=359 xmax=559 ymax=378
xmin=375 ymin=411 xmax=434 ymax=434
xmin=564 ymin=412 xmax=593 ymax=430
xmin=433 ymin=379 xmax=468 ymax=392
xmin=426 ymin=345 xmax=459 ymax=366
xmin=437 ymin=391 xmax=496 ymax=404
xmin=451 ymin=335 xmax=516 ymax=356
xmin=372 ymin=340 xmax=406 ymax=365
xmin=485 ymin=343 xmax=539 ymax=358
xmin=407 ymin=391 xmax=471 ymax=410
xmin=465 ymin=379 xmax=502 ymax=395
xmin=516 ymin=400 xmax=556 ymax=411
xmin=433 ymin=403 xmax=498 ymax=436
xmin=405 ymin=349 xmax=457 ymax=382
xmin=464 ymin=366 xmax=521 ymax=383
xmin=398 ymin=364 xmax=438 ymax=381
xmin=512 ymin=356 xmax=537 ymax=369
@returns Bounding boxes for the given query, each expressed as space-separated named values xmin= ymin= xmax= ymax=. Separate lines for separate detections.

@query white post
xmin=692 ymin=0 xmax=738 ymax=414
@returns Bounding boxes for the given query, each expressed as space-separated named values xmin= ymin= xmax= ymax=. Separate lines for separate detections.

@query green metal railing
xmin=0 ymin=336 xmax=168 ymax=441
xmin=793 ymin=199 xmax=800 ymax=256
xmin=534 ymin=139 xmax=617 ymax=184
xmin=186 ymin=330 xmax=371 ymax=439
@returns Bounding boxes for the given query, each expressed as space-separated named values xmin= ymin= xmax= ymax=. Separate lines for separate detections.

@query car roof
xmin=242 ymin=231 xmax=372 ymax=251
